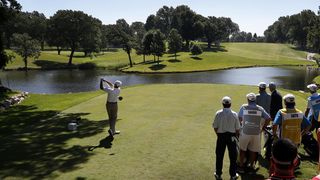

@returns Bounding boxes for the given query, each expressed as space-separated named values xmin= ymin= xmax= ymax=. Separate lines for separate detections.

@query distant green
xmin=5 ymin=43 xmax=315 ymax=72
xmin=0 ymin=84 xmax=317 ymax=180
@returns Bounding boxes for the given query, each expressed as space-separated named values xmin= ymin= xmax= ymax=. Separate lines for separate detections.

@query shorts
xmin=239 ymin=133 xmax=261 ymax=152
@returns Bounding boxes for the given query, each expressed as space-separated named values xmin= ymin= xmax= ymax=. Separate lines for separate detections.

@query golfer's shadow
xmin=88 ymin=135 xmax=114 ymax=151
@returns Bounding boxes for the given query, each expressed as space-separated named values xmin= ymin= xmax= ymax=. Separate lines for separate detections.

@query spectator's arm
xmin=272 ymin=124 xmax=278 ymax=138
xmin=301 ymin=116 xmax=312 ymax=136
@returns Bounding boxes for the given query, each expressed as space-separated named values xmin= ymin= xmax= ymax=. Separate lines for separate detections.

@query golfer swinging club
xmin=100 ymin=78 xmax=122 ymax=137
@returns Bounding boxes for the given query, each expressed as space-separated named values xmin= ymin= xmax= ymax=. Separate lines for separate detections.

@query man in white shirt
xmin=100 ymin=78 xmax=122 ymax=137
xmin=213 ymin=96 xmax=240 ymax=180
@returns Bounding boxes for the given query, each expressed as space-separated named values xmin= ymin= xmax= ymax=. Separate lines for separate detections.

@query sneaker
xmin=214 ymin=172 xmax=222 ymax=180
xmin=237 ymin=166 xmax=245 ymax=174
xmin=230 ymin=173 xmax=239 ymax=180
xmin=114 ymin=130 xmax=120 ymax=135
xmin=108 ymin=129 xmax=114 ymax=137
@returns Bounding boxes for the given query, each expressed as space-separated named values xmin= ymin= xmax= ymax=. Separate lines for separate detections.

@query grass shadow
xmin=0 ymin=104 xmax=109 ymax=179
xmin=149 ymin=64 xmax=167 ymax=71
xmin=33 ymin=60 xmax=77 ymax=69
xmin=203 ymin=46 xmax=228 ymax=52
xmin=190 ymin=56 xmax=203 ymax=60
xmin=168 ymin=59 xmax=181 ymax=63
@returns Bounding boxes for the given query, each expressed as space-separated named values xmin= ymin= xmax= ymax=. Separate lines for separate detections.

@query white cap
xmin=246 ymin=93 xmax=256 ymax=101
xmin=114 ymin=80 xmax=122 ymax=87
xmin=283 ymin=94 xmax=295 ymax=103
xmin=307 ymin=84 xmax=317 ymax=92
xmin=222 ymin=96 xmax=231 ymax=104
xmin=258 ymin=82 xmax=267 ymax=88
xmin=269 ymin=82 xmax=276 ymax=88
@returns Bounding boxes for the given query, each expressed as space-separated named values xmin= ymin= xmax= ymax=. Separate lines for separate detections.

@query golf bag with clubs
xmin=263 ymin=125 xmax=274 ymax=160
xmin=301 ymin=131 xmax=319 ymax=160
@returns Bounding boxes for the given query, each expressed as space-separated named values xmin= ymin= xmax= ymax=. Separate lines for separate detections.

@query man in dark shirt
xmin=269 ymin=82 xmax=283 ymax=120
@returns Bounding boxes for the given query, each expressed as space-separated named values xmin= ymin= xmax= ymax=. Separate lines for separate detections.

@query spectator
xmin=268 ymin=138 xmax=298 ymax=180
xmin=256 ymin=82 xmax=271 ymax=114
xmin=269 ymin=82 xmax=283 ymax=120
xmin=238 ymin=93 xmax=271 ymax=173
xmin=273 ymin=94 xmax=311 ymax=146
xmin=213 ymin=96 xmax=240 ymax=180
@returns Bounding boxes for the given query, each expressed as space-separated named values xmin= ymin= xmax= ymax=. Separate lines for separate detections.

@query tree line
xmin=0 ymin=4 xmax=240 ymax=68
xmin=264 ymin=8 xmax=320 ymax=53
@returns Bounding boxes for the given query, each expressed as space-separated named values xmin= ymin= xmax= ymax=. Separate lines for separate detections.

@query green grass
xmin=314 ymin=76 xmax=320 ymax=84
xmin=5 ymin=43 xmax=315 ymax=72
xmin=5 ymin=49 xmax=144 ymax=70
xmin=122 ymin=43 xmax=314 ymax=73
xmin=0 ymin=84 xmax=318 ymax=179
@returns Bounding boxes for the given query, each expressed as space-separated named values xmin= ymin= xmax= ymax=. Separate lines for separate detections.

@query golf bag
xmin=301 ymin=132 xmax=319 ymax=160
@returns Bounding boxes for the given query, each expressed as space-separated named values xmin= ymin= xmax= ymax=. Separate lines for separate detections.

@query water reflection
xmin=0 ymin=67 xmax=318 ymax=94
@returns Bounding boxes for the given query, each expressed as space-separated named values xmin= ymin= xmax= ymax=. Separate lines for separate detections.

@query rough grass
xmin=0 ymin=84 xmax=317 ymax=179
xmin=5 ymin=43 xmax=315 ymax=72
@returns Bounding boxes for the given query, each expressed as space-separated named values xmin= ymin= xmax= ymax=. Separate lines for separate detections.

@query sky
xmin=18 ymin=0 xmax=319 ymax=36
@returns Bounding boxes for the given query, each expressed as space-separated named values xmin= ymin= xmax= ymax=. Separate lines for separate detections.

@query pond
xmin=0 ymin=66 xmax=318 ymax=94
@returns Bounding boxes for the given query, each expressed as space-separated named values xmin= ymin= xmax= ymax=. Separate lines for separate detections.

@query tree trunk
xmin=127 ymin=51 xmax=133 ymax=67
xmin=23 ymin=57 xmax=28 ymax=71
xmin=143 ymin=54 xmax=145 ymax=63
xmin=68 ymin=48 xmax=75 ymax=66
xmin=153 ymin=55 xmax=156 ymax=62
xmin=175 ymin=52 xmax=177 ymax=60
xmin=207 ymin=42 xmax=211 ymax=49
xmin=57 ymin=47 xmax=62 ymax=55
xmin=84 ymin=51 xmax=88 ymax=57
xmin=185 ymin=40 xmax=190 ymax=50
xmin=157 ymin=56 xmax=160 ymax=64
xmin=41 ymin=41 xmax=44 ymax=51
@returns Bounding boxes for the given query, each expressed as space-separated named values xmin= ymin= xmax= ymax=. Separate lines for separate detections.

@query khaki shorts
xmin=239 ymin=133 xmax=261 ymax=152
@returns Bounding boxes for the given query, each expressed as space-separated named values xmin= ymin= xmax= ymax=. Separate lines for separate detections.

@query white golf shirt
xmin=103 ymin=85 xmax=121 ymax=103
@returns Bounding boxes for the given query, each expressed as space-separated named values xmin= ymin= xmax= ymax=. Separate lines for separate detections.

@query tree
xmin=203 ymin=16 xmax=219 ymax=48
xmin=168 ymin=28 xmax=183 ymax=60
xmin=48 ymin=10 xmax=102 ymax=65
xmin=144 ymin=15 xmax=157 ymax=31
xmin=0 ymin=0 xmax=21 ymax=69
xmin=131 ymin=21 xmax=146 ymax=62
xmin=142 ymin=30 xmax=154 ymax=61
xmin=190 ymin=43 xmax=203 ymax=57
xmin=151 ymin=29 xmax=166 ymax=64
xmin=156 ymin=6 xmax=175 ymax=36
xmin=81 ymin=18 xmax=102 ymax=57
xmin=11 ymin=33 xmax=41 ymax=70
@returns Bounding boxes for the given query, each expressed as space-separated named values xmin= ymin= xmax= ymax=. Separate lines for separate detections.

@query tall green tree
xmin=48 ymin=10 xmax=102 ymax=65
xmin=0 ymin=0 xmax=21 ymax=69
xmin=11 ymin=33 xmax=41 ymax=70
xmin=156 ymin=6 xmax=175 ymax=36
xmin=131 ymin=21 xmax=146 ymax=62
xmin=168 ymin=28 xmax=183 ymax=60
xmin=152 ymin=29 xmax=166 ymax=64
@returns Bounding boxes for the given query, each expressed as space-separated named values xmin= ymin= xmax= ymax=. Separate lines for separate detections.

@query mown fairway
xmin=0 ymin=84 xmax=318 ymax=179
xmin=5 ymin=43 xmax=315 ymax=72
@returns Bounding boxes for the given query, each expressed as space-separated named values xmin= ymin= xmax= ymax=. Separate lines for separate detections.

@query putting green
xmin=53 ymin=84 xmax=316 ymax=179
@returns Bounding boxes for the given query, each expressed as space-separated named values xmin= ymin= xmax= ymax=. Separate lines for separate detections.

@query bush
xmin=190 ymin=44 xmax=203 ymax=56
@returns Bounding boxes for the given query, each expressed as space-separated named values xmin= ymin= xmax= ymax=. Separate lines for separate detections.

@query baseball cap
xmin=114 ymin=80 xmax=122 ymax=87
xmin=258 ymin=82 xmax=267 ymax=88
xmin=246 ymin=93 xmax=256 ymax=101
xmin=283 ymin=94 xmax=295 ymax=103
xmin=307 ymin=84 xmax=317 ymax=92
xmin=221 ymin=96 xmax=231 ymax=104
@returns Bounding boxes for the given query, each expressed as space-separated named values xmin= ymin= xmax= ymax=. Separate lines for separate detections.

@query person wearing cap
xmin=269 ymin=82 xmax=283 ymax=120
xmin=305 ymin=84 xmax=320 ymax=130
xmin=213 ymin=96 xmax=240 ymax=180
xmin=256 ymin=82 xmax=271 ymax=114
xmin=272 ymin=94 xmax=311 ymax=146
xmin=238 ymin=93 xmax=271 ymax=173
xmin=100 ymin=78 xmax=122 ymax=136
xmin=267 ymin=138 xmax=299 ymax=180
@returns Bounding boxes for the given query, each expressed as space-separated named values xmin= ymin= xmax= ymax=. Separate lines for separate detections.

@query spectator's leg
xmin=216 ymin=134 xmax=226 ymax=176
xmin=227 ymin=135 xmax=238 ymax=177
